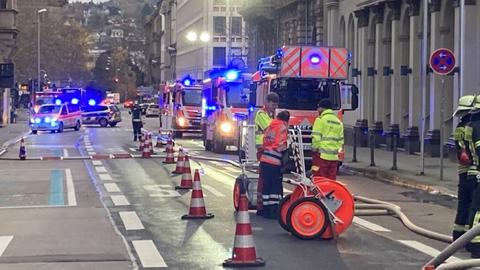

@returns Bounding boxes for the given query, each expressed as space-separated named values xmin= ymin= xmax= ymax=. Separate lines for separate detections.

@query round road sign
xmin=429 ymin=48 xmax=456 ymax=76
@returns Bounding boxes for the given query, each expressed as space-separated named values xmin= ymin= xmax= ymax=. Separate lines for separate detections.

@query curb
xmin=0 ymin=130 xmax=31 ymax=157
xmin=341 ymin=164 xmax=457 ymax=199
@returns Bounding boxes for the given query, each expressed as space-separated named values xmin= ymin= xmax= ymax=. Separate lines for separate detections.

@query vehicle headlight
xmin=177 ymin=117 xmax=186 ymax=127
xmin=35 ymin=118 xmax=41 ymax=124
xmin=220 ymin=122 xmax=233 ymax=133
xmin=44 ymin=117 xmax=51 ymax=123
xmin=30 ymin=117 xmax=35 ymax=123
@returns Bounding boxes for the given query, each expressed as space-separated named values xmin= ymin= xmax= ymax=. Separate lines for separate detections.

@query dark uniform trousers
xmin=259 ymin=162 xmax=283 ymax=219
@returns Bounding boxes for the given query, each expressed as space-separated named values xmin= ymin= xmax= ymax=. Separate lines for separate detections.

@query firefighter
xmin=259 ymin=110 xmax=290 ymax=219
xmin=130 ymin=100 xmax=143 ymax=141
xmin=452 ymin=95 xmax=475 ymax=242
xmin=255 ymin=92 xmax=279 ymax=215
xmin=311 ymin=99 xmax=344 ymax=180
xmin=467 ymin=95 xmax=480 ymax=257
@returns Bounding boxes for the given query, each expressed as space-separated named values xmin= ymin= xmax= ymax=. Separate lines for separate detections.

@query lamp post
xmin=186 ymin=31 xmax=210 ymax=79
xmin=37 ymin=8 xmax=47 ymax=92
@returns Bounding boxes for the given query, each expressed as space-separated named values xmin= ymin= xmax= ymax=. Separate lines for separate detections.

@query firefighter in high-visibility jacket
xmin=255 ymin=92 xmax=279 ymax=214
xmin=130 ymin=100 xmax=143 ymax=141
xmin=452 ymin=95 xmax=475 ymax=242
xmin=311 ymin=99 xmax=344 ymax=180
xmin=467 ymin=95 xmax=480 ymax=258
xmin=258 ymin=110 xmax=290 ymax=219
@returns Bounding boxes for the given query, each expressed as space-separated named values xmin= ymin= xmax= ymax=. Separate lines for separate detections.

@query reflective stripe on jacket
xmin=311 ymin=109 xmax=344 ymax=161
xmin=260 ymin=119 xmax=288 ymax=166
xmin=255 ymin=109 xmax=273 ymax=147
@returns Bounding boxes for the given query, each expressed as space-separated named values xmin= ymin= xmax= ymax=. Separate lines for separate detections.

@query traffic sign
xmin=429 ymin=48 xmax=456 ymax=76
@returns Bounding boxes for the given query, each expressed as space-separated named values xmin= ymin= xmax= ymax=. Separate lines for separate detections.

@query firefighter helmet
xmin=454 ymin=95 xmax=475 ymax=117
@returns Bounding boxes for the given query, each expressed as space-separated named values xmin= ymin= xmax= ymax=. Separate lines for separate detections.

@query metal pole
xmin=352 ymin=127 xmax=358 ymax=162
xmin=460 ymin=0 xmax=465 ymax=98
xmin=370 ymin=130 xmax=375 ymax=167
xmin=420 ymin=0 xmax=428 ymax=175
xmin=392 ymin=133 xmax=398 ymax=170
xmin=37 ymin=14 xmax=41 ymax=92
xmin=440 ymin=78 xmax=445 ymax=181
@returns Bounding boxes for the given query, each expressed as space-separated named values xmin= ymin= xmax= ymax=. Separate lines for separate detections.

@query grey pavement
xmin=342 ymin=144 xmax=460 ymax=196
xmin=0 ymin=109 xmax=31 ymax=154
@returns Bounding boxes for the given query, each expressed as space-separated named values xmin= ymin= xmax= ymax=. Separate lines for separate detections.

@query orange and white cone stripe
xmin=172 ymin=148 xmax=185 ymax=174
xmin=142 ymin=133 xmax=152 ymax=158
xmin=175 ymin=155 xmax=193 ymax=189
xmin=163 ymin=139 xmax=175 ymax=164
xmin=182 ymin=170 xmax=214 ymax=219
xmin=223 ymin=194 xmax=265 ymax=267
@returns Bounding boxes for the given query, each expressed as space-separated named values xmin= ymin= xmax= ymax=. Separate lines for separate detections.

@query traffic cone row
xmin=163 ymin=138 xmax=176 ymax=164
xmin=19 ymin=138 xmax=26 ymax=160
xmin=175 ymin=155 xmax=193 ymax=189
xmin=223 ymin=193 xmax=265 ymax=267
xmin=182 ymin=169 xmax=214 ymax=220
xmin=172 ymin=148 xmax=185 ymax=174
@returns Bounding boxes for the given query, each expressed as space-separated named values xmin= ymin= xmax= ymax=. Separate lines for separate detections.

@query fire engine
xmin=240 ymin=45 xmax=359 ymax=167
xmin=201 ymin=69 xmax=252 ymax=153
xmin=162 ymin=79 xmax=203 ymax=138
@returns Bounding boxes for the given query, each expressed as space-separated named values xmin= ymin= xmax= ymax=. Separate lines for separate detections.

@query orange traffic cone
xmin=172 ymin=148 xmax=185 ymax=174
xmin=163 ymin=138 xmax=175 ymax=164
xmin=137 ymin=132 xmax=145 ymax=152
xmin=142 ymin=132 xmax=151 ymax=158
xmin=223 ymin=193 xmax=265 ymax=268
xmin=175 ymin=155 xmax=193 ymax=189
xmin=182 ymin=169 xmax=214 ymax=219
xmin=19 ymin=138 xmax=26 ymax=160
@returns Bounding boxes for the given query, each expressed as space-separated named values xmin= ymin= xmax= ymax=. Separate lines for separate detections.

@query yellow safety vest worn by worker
xmin=255 ymin=109 xmax=273 ymax=147
xmin=311 ymin=109 xmax=344 ymax=161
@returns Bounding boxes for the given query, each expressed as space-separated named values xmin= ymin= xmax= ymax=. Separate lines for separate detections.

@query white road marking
xmin=92 ymin=160 xmax=102 ymax=166
xmin=0 ymin=236 xmax=13 ymax=256
xmin=99 ymin=174 xmax=113 ymax=181
xmin=353 ymin=217 xmax=391 ymax=232
xmin=86 ymin=146 xmax=94 ymax=151
xmin=111 ymin=195 xmax=130 ymax=206
xmin=129 ymin=147 xmax=139 ymax=152
xmin=63 ymin=149 xmax=69 ymax=158
xmin=95 ymin=166 xmax=107 ymax=173
xmin=88 ymin=152 xmax=96 ymax=156
xmin=398 ymin=240 xmax=461 ymax=263
xmin=202 ymin=185 xmax=226 ymax=197
xmin=119 ymin=211 xmax=145 ymax=230
xmin=132 ymin=240 xmax=167 ymax=268
xmin=65 ymin=169 xmax=77 ymax=206
xmin=104 ymin=183 xmax=121 ymax=193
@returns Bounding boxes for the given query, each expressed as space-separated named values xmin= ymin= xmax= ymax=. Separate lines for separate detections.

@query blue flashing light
xmin=55 ymin=99 xmax=62 ymax=105
xmin=310 ymin=55 xmax=321 ymax=64
xmin=249 ymin=106 xmax=255 ymax=112
xmin=276 ymin=48 xmax=284 ymax=58
xmin=88 ymin=99 xmax=96 ymax=106
xmin=183 ymin=78 xmax=192 ymax=86
xmin=71 ymin=98 xmax=79 ymax=105
xmin=35 ymin=118 xmax=41 ymax=124
xmin=44 ymin=117 xmax=51 ymax=123
xmin=225 ymin=69 xmax=239 ymax=81
xmin=201 ymin=98 xmax=207 ymax=117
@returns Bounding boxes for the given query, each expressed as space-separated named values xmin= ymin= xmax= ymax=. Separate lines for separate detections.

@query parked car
xmin=146 ymin=104 xmax=160 ymax=117
xmin=30 ymin=103 xmax=82 ymax=134
xmin=124 ymin=100 xmax=134 ymax=108
xmin=81 ymin=104 xmax=122 ymax=127
xmin=140 ymin=103 xmax=150 ymax=115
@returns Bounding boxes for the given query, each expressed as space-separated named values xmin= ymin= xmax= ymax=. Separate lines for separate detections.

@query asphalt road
xmin=0 ymin=110 xmax=469 ymax=269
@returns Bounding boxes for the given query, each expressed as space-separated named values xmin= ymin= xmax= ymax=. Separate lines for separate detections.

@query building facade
xmin=242 ymin=0 xmax=480 ymax=156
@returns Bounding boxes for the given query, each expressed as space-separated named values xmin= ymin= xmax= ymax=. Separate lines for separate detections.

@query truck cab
xmin=202 ymin=70 xmax=251 ymax=153
xmin=168 ymin=82 xmax=203 ymax=138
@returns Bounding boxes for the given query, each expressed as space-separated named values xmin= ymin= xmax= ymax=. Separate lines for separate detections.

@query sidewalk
xmin=342 ymin=144 xmax=459 ymax=197
xmin=0 ymin=109 xmax=31 ymax=154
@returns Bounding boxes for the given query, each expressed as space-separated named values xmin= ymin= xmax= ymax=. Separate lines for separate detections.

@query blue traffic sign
xmin=429 ymin=48 xmax=456 ymax=76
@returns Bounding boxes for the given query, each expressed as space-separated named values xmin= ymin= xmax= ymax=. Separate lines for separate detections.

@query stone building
xmin=242 ymin=0 xmax=480 ymax=156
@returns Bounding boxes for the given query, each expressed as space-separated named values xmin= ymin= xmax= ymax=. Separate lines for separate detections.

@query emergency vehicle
xmin=240 ymin=46 xmax=358 ymax=166
xmin=161 ymin=80 xmax=203 ymax=138
xmin=32 ymin=90 xmax=62 ymax=113
xmin=201 ymin=69 xmax=251 ymax=153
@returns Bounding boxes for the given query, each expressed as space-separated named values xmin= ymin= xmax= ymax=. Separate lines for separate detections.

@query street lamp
xmin=185 ymin=31 xmax=210 ymax=79
xmin=37 ymin=8 xmax=47 ymax=92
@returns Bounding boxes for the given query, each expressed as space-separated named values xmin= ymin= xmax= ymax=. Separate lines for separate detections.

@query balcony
xmin=238 ymin=0 xmax=275 ymax=21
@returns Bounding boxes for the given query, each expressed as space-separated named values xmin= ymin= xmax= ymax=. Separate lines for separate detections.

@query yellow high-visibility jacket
xmin=311 ymin=109 xmax=344 ymax=161
xmin=255 ymin=108 xmax=273 ymax=147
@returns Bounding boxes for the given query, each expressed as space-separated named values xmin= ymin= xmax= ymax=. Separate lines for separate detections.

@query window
xmin=182 ymin=90 xmax=202 ymax=106
xmin=61 ymin=106 xmax=68 ymax=115
xmin=213 ymin=47 xmax=226 ymax=66
xmin=231 ymin=17 xmax=242 ymax=36
xmin=67 ymin=104 xmax=80 ymax=113
xmin=0 ymin=0 xmax=6 ymax=9
xmin=214 ymin=16 xmax=226 ymax=35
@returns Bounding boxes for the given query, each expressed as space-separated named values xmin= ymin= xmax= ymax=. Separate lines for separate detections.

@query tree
xmin=14 ymin=14 xmax=91 ymax=85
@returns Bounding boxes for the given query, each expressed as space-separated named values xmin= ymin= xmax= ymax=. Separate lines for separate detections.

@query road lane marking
xmin=65 ymin=169 xmax=77 ymax=206
xmin=202 ymin=185 xmax=226 ymax=197
xmin=104 ymin=183 xmax=121 ymax=193
xmin=0 ymin=236 xmax=13 ymax=256
xmin=132 ymin=240 xmax=167 ymax=268
xmin=88 ymin=152 xmax=96 ymax=155
xmin=95 ymin=166 xmax=107 ymax=173
xmin=111 ymin=195 xmax=130 ymax=206
xmin=129 ymin=148 xmax=138 ymax=152
xmin=92 ymin=160 xmax=102 ymax=166
xmin=119 ymin=211 xmax=145 ymax=230
xmin=353 ymin=217 xmax=391 ymax=232
xmin=63 ymin=149 xmax=69 ymax=158
xmin=49 ymin=170 xmax=65 ymax=206
xmin=398 ymin=240 xmax=461 ymax=263
xmin=99 ymin=174 xmax=113 ymax=181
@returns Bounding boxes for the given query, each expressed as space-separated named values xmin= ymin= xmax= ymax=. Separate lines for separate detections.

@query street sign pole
xmin=440 ymin=78 xmax=445 ymax=181
xmin=420 ymin=0 xmax=428 ymax=176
